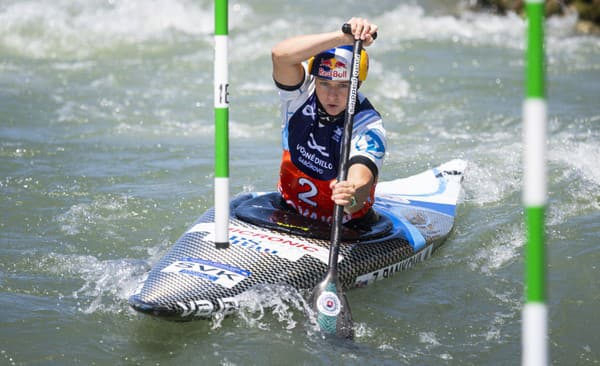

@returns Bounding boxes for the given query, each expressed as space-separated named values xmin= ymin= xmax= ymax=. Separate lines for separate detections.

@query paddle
xmin=309 ymin=23 xmax=376 ymax=339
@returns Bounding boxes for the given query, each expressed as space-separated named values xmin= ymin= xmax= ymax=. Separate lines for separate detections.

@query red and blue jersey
xmin=275 ymin=68 xmax=386 ymax=223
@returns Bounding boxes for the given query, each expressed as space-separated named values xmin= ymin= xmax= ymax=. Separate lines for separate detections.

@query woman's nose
xmin=327 ymin=87 xmax=339 ymax=99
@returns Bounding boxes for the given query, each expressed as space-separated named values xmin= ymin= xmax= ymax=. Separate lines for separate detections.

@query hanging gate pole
xmin=214 ymin=0 xmax=230 ymax=249
xmin=522 ymin=1 xmax=548 ymax=365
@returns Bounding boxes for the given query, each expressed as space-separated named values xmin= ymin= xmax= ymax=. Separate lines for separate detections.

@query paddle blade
xmin=310 ymin=272 xmax=354 ymax=339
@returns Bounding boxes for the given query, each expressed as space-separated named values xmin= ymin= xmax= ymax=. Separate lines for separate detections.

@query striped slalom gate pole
xmin=214 ymin=0 xmax=230 ymax=249
xmin=522 ymin=0 xmax=548 ymax=365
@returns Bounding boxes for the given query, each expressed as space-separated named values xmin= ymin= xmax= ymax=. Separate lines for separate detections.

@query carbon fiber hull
xmin=129 ymin=160 xmax=467 ymax=320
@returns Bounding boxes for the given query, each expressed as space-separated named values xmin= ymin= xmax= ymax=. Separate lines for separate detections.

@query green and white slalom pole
xmin=214 ymin=0 xmax=229 ymax=249
xmin=522 ymin=0 xmax=548 ymax=365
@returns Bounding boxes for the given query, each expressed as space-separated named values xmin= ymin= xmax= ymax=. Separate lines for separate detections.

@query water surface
xmin=1 ymin=1 xmax=599 ymax=365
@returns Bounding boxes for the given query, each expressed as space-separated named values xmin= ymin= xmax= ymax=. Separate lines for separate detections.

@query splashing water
xmin=208 ymin=284 xmax=316 ymax=334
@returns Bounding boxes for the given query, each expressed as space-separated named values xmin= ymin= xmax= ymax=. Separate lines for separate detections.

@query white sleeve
xmin=350 ymin=108 xmax=386 ymax=175
xmin=277 ymin=65 xmax=315 ymax=130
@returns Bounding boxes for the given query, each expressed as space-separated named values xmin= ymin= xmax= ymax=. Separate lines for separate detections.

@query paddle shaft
xmin=311 ymin=24 xmax=377 ymax=339
xmin=327 ymin=31 xmax=364 ymax=269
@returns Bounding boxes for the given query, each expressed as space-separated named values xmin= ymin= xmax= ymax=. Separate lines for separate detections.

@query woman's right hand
xmin=344 ymin=17 xmax=378 ymax=46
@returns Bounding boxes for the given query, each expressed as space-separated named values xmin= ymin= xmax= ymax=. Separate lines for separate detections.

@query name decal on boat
xmin=177 ymin=297 xmax=239 ymax=317
xmin=162 ymin=258 xmax=250 ymax=289
xmin=186 ymin=223 xmax=335 ymax=263
xmin=354 ymin=245 xmax=433 ymax=287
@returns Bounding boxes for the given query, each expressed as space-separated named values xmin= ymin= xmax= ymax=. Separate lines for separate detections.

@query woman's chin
xmin=325 ymin=107 xmax=343 ymax=116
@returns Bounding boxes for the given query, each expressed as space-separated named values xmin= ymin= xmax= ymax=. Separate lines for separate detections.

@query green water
xmin=1 ymin=1 xmax=599 ymax=365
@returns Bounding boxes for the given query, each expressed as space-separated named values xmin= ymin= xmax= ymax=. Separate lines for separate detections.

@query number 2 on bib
xmin=297 ymin=178 xmax=318 ymax=207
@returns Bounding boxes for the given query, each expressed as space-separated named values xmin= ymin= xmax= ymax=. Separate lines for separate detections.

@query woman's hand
xmin=344 ymin=17 xmax=378 ymax=46
xmin=330 ymin=179 xmax=359 ymax=213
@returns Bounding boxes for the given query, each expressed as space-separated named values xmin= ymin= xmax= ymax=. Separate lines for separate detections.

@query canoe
xmin=129 ymin=159 xmax=467 ymax=319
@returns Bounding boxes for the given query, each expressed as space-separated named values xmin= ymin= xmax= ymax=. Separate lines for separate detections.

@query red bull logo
xmin=317 ymin=57 xmax=348 ymax=80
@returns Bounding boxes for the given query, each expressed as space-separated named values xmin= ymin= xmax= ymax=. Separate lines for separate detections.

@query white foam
xmin=56 ymin=195 xmax=136 ymax=236
xmin=373 ymin=64 xmax=413 ymax=101
xmin=419 ymin=331 xmax=441 ymax=346
xmin=374 ymin=5 xmax=524 ymax=48
xmin=0 ymin=0 xmax=214 ymax=59
xmin=373 ymin=4 xmax=600 ymax=67
xmin=43 ymin=253 xmax=150 ymax=315
xmin=546 ymin=132 xmax=600 ymax=224
xmin=550 ymin=133 xmax=600 ymax=187
xmin=354 ymin=321 xmax=375 ymax=339
xmin=469 ymin=223 xmax=523 ymax=274
xmin=209 ymin=284 xmax=308 ymax=332
xmin=462 ymin=147 xmax=521 ymax=206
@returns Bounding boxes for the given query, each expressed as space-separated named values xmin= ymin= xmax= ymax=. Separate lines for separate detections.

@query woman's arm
xmin=271 ymin=17 xmax=377 ymax=88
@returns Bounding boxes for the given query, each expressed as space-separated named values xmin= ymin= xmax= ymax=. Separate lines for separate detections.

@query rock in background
xmin=467 ymin=0 xmax=600 ymax=34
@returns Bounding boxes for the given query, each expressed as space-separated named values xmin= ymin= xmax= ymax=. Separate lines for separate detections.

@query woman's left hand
xmin=330 ymin=179 xmax=358 ymax=211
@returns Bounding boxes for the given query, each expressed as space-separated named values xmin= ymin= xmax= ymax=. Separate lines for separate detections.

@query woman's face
xmin=315 ymin=77 xmax=349 ymax=116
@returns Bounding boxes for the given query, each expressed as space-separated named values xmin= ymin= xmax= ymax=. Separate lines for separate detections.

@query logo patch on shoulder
xmin=355 ymin=130 xmax=385 ymax=159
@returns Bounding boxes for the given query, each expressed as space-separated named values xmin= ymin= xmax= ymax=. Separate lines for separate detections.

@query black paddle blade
xmin=310 ymin=272 xmax=354 ymax=339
